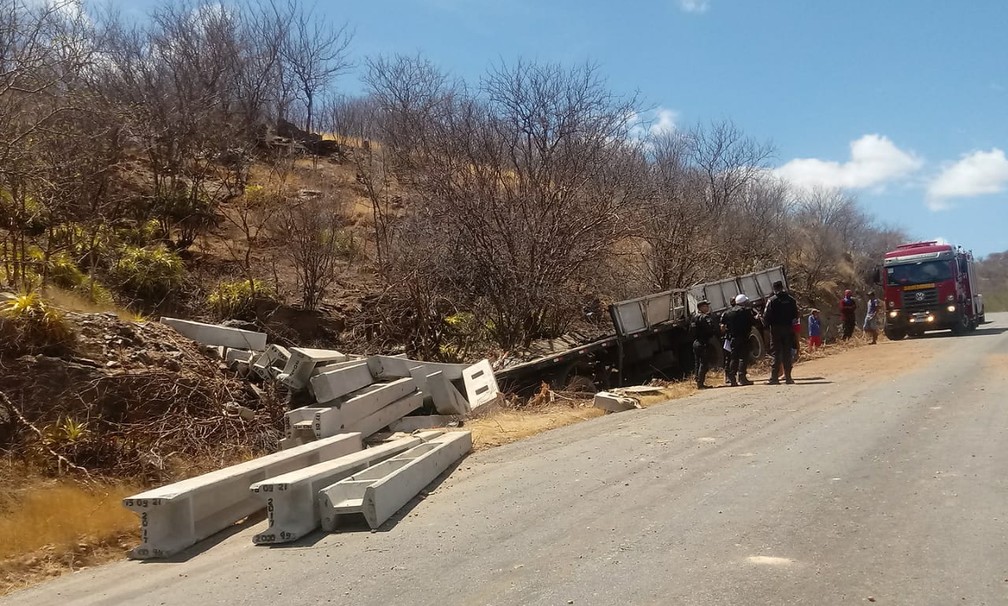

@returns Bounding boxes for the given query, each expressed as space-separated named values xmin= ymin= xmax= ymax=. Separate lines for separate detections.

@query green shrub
xmin=111 ymin=244 xmax=186 ymax=300
xmin=0 ymin=290 xmax=74 ymax=349
xmin=46 ymin=252 xmax=87 ymax=289
xmin=208 ymin=279 xmax=273 ymax=319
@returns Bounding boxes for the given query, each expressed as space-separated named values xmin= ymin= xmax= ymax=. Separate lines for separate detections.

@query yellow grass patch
xmin=0 ymin=481 xmax=140 ymax=595
xmin=466 ymin=403 xmax=604 ymax=450
xmin=41 ymin=286 xmax=144 ymax=322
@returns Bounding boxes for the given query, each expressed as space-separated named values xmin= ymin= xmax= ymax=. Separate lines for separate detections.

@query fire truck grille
xmin=903 ymin=287 xmax=939 ymax=312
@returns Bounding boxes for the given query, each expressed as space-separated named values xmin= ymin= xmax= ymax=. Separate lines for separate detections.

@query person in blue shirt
xmin=807 ymin=309 xmax=822 ymax=349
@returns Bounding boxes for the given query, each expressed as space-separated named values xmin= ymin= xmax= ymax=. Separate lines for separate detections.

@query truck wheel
xmin=747 ymin=328 xmax=766 ymax=363
xmin=884 ymin=327 xmax=906 ymax=341
xmin=952 ymin=312 xmax=970 ymax=335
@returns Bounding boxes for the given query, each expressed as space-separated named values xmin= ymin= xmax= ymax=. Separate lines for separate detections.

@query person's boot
xmin=784 ymin=374 xmax=795 ymax=385
xmin=738 ymin=375 xmax=753 ymax=386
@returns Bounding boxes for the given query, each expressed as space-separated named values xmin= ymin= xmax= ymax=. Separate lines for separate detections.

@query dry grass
xmin=466 ymin=402 xmax=605 ymax=450
xmin=40 ymin=286 xmax=145 ymax=322
xmin=0 ymin=480 xmax=140 ymax=595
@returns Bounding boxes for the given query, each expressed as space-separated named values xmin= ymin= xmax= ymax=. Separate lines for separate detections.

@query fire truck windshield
xmin=886 ymin=260 xmax=952 ymax=286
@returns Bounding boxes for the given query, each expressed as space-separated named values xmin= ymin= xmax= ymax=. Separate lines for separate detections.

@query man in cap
xmin=691 ymin=299 xmax=718 ymax=389
xmin=839 ymin=289 xmax=857 ymax=340
xmin=764 ymin=280 xmax=800 ymax=384
xmin=720 ymin=293 xmax=758 ymax=386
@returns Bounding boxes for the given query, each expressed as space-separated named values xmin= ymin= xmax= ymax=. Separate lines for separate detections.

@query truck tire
xmin=952 ymin=312 xmax=970 ymax=335
xmin=747 ymin=328 xmax=766 ymax=363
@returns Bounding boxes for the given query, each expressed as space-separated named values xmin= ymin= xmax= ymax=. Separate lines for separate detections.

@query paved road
xmin=6 ymin=315 xmax=1008 ymax=606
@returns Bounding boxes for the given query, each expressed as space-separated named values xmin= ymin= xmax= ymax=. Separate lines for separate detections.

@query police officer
xmin=692 ymin=300 xmax=718 ymax=389
xmin=721 ymin=294 xmax=758 ymax=386
xmin=764 ymin=280 xmax=800 ymax=385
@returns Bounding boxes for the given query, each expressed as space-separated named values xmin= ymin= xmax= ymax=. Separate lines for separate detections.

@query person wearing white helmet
xmin=719 ymin=293 xmax=758 ymax=386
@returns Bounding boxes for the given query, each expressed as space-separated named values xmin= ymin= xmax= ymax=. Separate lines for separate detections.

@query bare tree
xmin=280 ymin=194 xmax=354 ymax=310
xmin=279 ymin=0 xmax=352 ymax=136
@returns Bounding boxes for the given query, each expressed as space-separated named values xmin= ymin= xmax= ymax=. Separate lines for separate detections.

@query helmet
xmin=734 ymin=294 xmax=749 ymax=305
xmin=697 ymin=299 xmax=710 ymax=307
xmin=844 ymin=289 xmax=852 ymax=297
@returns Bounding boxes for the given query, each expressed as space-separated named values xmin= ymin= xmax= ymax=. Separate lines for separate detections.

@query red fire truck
xmin=875 ymin=241 xmax=985 ymax=340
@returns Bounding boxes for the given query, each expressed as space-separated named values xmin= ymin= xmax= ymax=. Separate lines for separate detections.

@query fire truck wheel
xmin=952 ymin=312 xmax=970 ymax=335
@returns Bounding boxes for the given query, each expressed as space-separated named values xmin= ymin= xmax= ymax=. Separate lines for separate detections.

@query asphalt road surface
xmin=6 ymin=315 xmax=1008 ymax=606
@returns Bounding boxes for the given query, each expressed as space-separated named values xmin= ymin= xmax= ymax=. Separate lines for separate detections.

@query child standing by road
xmin=807 ymin=309 xmax=822 ymax=350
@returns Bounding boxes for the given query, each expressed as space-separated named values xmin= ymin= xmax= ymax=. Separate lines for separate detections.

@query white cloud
xmin=650 ymin=108 xmax=678 ymax=136
xmin=775 ymin=134 xmax=922 ymax=191
xmin=678 ymin=0 xmax=710 ymax=13
xmin=627 ymin=106 xmax=679 ymax=142
xmin=926 ymin=148 xmax=1008 ymax=208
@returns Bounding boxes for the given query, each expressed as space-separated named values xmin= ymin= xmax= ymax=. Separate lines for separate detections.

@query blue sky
xmin=124 ymin=0 xmax=1008 ymax=257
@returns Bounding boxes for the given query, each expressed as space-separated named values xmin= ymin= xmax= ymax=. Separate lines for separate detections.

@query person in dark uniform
xmin=691 ymin=300 xmax=718 ymax=389
xmin=764 ymin=280 xmax=800 ymax=385
xmin=721 ymin=294 xmax=758 ymax=386
xmin=720 ymin=297 xmax=736 ymax=385
xmin=839 ymin=289 xmax=857 ymax=340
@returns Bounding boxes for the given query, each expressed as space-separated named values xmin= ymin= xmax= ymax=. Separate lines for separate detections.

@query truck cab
xmin=878 ymin=241 xmax=984 ymax=340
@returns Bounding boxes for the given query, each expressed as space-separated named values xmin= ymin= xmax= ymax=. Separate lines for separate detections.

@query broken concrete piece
xmin=593 ymin=391 xmax=640 ymax=413
xmin=309 ymin=362 xmax=374 ymax=404
xmin=425 ymin=370 xmax=470 ymax=415
xmin=462 ymin=359 xmax=500 ymax=409
xmin=318 ymin=431 xmax=472 ymax=531
xmin=252 ymin=345 xmax=290 ymax=381
xmin=277 ymin=347 xmax=352 ymax=391
xmin=619 ymin=385 xmax=664 ymax=395
xmin=162 ymin=317 xmax=267 ymax=351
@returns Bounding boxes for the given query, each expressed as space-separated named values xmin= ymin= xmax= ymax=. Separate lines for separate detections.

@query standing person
xmin=764 ymin=280 xmax=800 ymax=385
xmin=721 ymin=297 xmax=736 ymax=385
xmin=691 ymin=300 xmax=718 ymax=389
xmin=720 ymin=294 xmax=758 ymax=386
xmin=864 ymin=292 xmax=880 ymax=344
xmin=807 ymin=309 xmax=823 ymax=350
xmin=839 ymin=289 xmax=857 ymax=340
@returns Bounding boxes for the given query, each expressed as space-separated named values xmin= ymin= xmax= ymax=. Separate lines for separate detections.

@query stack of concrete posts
xmin=161 ymin=317 xmax=502 ymax=444
xmin=249 ymin=430 xmax=445 ymax=544
xmin=122 ymin=432 xmax=362 ymax=558
xmin=318 ymin=431 xmax=473 ymax=531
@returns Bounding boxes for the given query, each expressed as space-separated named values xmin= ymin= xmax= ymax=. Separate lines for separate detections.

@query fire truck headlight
xmin=926 ymin=315 xmax=935 ymax=323
xmin=889 ymin=311 xmax=898 ymax=318
xmin=947 ymin=305 xmax=956 ymax=312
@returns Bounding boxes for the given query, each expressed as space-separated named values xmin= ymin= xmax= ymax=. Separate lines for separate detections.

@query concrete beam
xmin=313 ymin=378 xmax=417 ymax=439
xmin=161 ymin=317 xmax=267 ymax=351
xmin=249 ymin=436 xmax=425 ymax=544
xmin=309 ymin=362 xmax=374 ymax=404
xmin=122 ymin=432 xmax=361 ymax=559
xmin=277 ymin=347 xmax=352 ymax=391
xmin=284 ymin=407 xmax=328 ymax=439
xmin=345 ymin=391 xmax=424 ymax=438
xmin=318 ymin=431 xmax=471 ymax=531
xmin=388 ymin=415 xmax=460 ymax=432
xmin=462 ymin=359 xmax=500 ymax=409
xmin=426 ymin=370 xmax=470 ymax=415
xmin=367 ymin=355 xmax=467 ymax=382
xmin=252 ymin=345 xmax=290 ymax=381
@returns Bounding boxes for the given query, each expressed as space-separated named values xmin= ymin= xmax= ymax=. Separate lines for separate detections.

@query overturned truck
xmin=495 ymin=266 xmax=787 ymax=395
